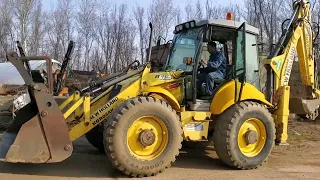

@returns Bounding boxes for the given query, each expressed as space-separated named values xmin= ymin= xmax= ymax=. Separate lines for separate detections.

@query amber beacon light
xmin=226 ymin=12 xmax=233 ymax=20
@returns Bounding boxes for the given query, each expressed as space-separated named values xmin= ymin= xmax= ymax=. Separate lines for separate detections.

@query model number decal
xmin=283 ymin=47 xmax=296 ymax=86
xmin=155 ymin=74 xmax=172 ymax=80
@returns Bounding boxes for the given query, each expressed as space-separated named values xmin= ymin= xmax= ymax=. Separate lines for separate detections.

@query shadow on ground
xmin=0 ymin=137 xmax=230 ymax=178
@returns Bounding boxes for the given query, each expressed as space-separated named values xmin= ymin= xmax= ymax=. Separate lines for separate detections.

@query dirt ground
xmin=0 ymin=118 xmax=320 ymax=180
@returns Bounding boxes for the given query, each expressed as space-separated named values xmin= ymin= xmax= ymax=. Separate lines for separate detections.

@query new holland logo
xmin=275 ymin=59 xmax=282 ymax=71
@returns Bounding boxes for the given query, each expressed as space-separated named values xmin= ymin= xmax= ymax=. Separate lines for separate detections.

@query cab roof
xmin=174 ymin=19 xmax=259 ymax=35
xmin=196 ymin=19 xmax=259 ymax=35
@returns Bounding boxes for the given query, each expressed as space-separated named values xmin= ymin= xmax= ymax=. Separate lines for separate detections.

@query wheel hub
xmin=139 ymin=129 xmax=156 ymax=146
xmin=245 ymin=130 xmax=258 ymax=144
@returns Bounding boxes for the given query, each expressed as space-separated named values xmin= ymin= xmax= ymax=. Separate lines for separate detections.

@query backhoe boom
xmin=264 ymin=0 xmax=320 ymax=144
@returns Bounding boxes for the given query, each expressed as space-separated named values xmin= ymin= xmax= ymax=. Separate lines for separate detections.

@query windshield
xmin=165 ymin=27 xmax=202 ymax=71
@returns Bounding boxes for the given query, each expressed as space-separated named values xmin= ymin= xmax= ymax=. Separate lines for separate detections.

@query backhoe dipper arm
xmin=16 ymin=41 xmax=31 ymax=76
xmin=264 ymin=0 xmax=318 ymax=144
xmin=54 ymin=41 xmax=74 ymax=96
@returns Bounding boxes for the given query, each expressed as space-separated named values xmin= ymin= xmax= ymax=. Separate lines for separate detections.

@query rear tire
xmin=213 ymin=101 xmax=275 ymax=169
xmin=104 ymin=96 xmax=183 ymax=177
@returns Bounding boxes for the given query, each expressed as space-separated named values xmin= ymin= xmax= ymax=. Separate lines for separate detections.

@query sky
xmin=41 ymin=0 xmax=246 ymax=47
xmin=112 ymin=0 xmax=244 ymax=9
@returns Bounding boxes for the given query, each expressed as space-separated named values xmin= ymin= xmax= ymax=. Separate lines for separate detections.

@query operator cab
xmin=164 ymin=16 xmax=261 ymax=110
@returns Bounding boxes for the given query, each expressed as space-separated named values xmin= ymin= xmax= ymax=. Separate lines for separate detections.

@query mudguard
xmin=211 ymin=80 xmax=273 ymax=115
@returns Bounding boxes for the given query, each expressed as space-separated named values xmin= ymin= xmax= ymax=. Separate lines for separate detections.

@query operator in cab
xmin=197 ymin=41 xmax=227 ymax=96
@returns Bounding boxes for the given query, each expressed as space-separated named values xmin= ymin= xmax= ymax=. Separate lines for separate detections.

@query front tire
xmin=103 ymin=96 xmax=183 ymax=177
xmin=85 ymin=125 xmax=105 ymax=153
xmin=213 ymin=101 xmax=275 ymax=169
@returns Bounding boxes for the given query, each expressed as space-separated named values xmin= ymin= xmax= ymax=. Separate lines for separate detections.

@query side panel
xmin=180 ymin=111 xmax=211 ymax=141
xmin=69 ymin=79 xmax=142 ymax=141
xmin=210 ymin=80 xmax=272 ymax=115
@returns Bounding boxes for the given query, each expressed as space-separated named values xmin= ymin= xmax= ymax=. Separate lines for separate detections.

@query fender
xmin=141 ymin=87 xmax=180 ymax=111
xmin=211 ymin=80 xmax=273 ymax=115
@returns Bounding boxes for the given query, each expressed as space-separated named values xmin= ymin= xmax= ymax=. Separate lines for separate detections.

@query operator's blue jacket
xmin=202 ymin=51 xmax=227 ymax=78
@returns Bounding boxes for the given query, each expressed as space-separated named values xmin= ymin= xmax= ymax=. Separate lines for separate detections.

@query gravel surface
xmin=0 ymin=119 xmax=319 ymax=180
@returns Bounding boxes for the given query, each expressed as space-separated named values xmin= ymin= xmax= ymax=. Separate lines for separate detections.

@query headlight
xmin=190 ymin=21 xmax=195 ymax=27
xmin=13 ymin=90 xmax=31 ymax=111
xmin=185 ymin=23 xmax=190 ymax=28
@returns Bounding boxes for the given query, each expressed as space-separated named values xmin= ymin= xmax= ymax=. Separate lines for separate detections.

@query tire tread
xmin=103 ymin=96 xmax=183 ymax=177
xmin=213 ymin=101 xmax=276 ymax=170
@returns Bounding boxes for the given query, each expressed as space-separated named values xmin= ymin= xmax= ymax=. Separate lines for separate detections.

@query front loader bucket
xmin=0 ymin=52 xmax=73 ymax=163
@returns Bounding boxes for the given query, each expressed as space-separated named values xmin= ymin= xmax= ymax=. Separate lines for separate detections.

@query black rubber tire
xmin=85 ymin=125 xmax=105 ymax=153
xmin=85 ymin=85 xmax=121 ymax=153
xmin=213 ymin=101 xmax=276 ymax=170
xmin=103 ymin=96 xmax=183 ymax=177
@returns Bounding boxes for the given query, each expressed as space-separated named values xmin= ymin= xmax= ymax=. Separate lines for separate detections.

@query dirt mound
xmin=0 ymin=85 xmax=27 ymax=96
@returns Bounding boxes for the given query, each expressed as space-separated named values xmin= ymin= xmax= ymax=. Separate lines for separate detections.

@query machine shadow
xmin=0 ymin=144 xmax=232 ymax=178
xmin=0 ymin=151 xmax=128 ymax=178
xmin=174 ymin=147 xmax=233 ymax=171
xmin=0 ymin=137 xmax=128 ymax=178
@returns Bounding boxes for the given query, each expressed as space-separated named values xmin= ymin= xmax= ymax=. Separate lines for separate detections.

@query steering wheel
xmin=197 ymin=60 xmax=206 ymax=73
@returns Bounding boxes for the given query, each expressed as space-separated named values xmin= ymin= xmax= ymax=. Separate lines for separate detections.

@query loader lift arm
xmin=264 ymin=0 xmax=320 ymax=144
xmin=0 ymin=49 xmax=147 ymax=163
xmin=60 ymin=64 xmax=146 ymax=141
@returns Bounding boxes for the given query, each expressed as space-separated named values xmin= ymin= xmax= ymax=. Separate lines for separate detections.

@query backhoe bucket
xmin=289 ymin=97 xmax=320 ymax=115
xmin=0 ymin=52 xmax=73 ymax=163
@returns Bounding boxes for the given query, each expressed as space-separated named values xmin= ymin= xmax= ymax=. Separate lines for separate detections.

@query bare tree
xmin=134 ymin=6 xmax=147 ymax=64
xmin=184 ymin=2 xmax=195 ymax=21
xmin=11 ymin=0 xmax=36 ymax=52
xmin=46 ymin=0 xmax=74 ymax=61
xmin=148 ymin=0 xmax=176 ymax=44
xmin=0 ymin=0 xmax=14 ymax=61
xmin=96 ymin=2 xmax=115 ymax=73
xmin=243 ymin=0 xmax=286 ymax=52
xmin=29 ymin=0 xmax=43 ymax=55
xmin=72 ymin=34 xmax=84 ymax=70
xmin=1 ymin=0 xmax=318 ymax=73
xmin=77 ymin=0 xmax=97 ymax=71
xmin=175 ymin=7 xmax=182 ymax=25
xmin=195 ymin=0 xmax=203 ymax=20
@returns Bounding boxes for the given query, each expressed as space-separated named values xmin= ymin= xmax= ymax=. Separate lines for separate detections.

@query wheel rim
xmin=237 ymin=118 xmax=267 ymax=157
xmin=127 ymin=116 xmax=169 ymax=161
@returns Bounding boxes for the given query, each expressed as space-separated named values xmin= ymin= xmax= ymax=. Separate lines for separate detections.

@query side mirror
xmin=183 ymin=57 xmax=193 ymax=65
xmin=157 ymin=38 xmax=161 ymax=47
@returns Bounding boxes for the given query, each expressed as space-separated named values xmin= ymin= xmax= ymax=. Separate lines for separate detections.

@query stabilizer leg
xmin=273 ymin=86 xmax=290 ymax=145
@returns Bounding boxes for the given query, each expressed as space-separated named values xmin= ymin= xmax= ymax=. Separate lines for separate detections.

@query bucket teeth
xmin=289 ymin=97 xmax=320 ymax=114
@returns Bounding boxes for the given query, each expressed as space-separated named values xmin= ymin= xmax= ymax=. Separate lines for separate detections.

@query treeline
xmin=0 ymin=0 xmax=319 ymax=73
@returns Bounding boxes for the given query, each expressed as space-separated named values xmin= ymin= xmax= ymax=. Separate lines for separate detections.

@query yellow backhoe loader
xmin=0 ymin=0 xmax=319 ymax=177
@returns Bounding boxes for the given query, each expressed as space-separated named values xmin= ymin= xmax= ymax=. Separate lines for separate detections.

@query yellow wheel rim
xmin=237 ymin=118 xmax=267 ymax=157
xmin=127 ymin=116 xmax=169 ymax=161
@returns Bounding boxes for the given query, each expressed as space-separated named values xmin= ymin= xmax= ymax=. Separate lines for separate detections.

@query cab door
xmin=234 ymin=22 xmax=246 ymax=102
